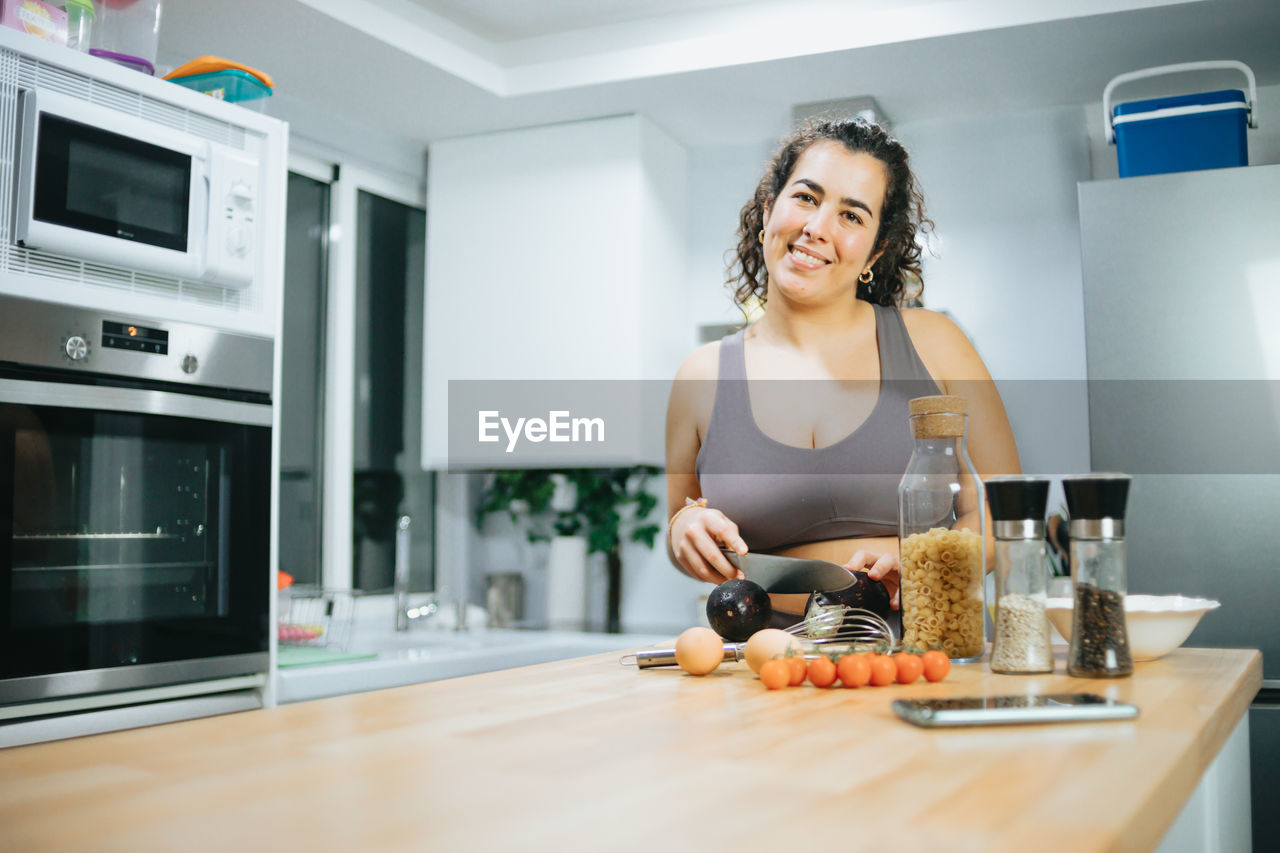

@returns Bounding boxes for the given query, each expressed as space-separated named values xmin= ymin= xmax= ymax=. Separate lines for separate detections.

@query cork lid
xmin=908 ymin=395 xmax=968 ymax=416
xmin=908 ymin=395 xmax=967 ymax=438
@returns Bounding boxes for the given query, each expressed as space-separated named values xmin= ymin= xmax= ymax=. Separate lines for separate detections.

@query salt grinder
xmin=986 ymin=476 xmax=1054 ymax=674
xmin=1064 ymin=473 xmax=1134 ymax=678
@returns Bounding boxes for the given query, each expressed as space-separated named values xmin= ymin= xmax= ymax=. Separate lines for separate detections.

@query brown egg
xmin=674 ymin=627 xmax=724 ymax=675
xmin=743 ymin=628 xmax=802 ymax=674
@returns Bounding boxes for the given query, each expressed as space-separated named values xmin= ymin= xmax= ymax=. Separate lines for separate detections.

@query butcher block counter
xmin=0 ymin=645 xmax=1260 ymax=852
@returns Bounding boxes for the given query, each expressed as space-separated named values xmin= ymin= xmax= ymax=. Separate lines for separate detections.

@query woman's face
xmin=761 ymin=141 xmax=888 ymax=307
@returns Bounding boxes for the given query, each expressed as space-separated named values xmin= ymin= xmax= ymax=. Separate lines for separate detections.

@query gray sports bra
xmin=695 ymin=303 xmax=941 ymax=552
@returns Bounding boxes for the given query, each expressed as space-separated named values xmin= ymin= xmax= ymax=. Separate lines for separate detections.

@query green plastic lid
xmin=65 ymin=0 xmax=95 ymax=15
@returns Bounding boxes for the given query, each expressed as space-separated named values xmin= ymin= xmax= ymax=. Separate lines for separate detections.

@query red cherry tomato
xmin=836 ymin=654 xmax=871 ymax=688
xmin=786 ymin=655 xmax=807 ymax=686
xmin=893 ymin=652 xmax=924 ymax=684
xmin=868 ymin=654 xmax=897 ymax=686
xmin=759 ymin=658 xmax=790 ymax=689
xmin=921 ymin=650 xmax=952 ymax=682
xmin=806 ymin=656 xmax=838 ymax=688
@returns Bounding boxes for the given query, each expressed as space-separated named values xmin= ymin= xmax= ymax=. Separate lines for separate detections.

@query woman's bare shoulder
xmin=900 ymin=307 xmax=989 ymax=381
xmin=668 ymin=341 xmax=721 ymax=440
xmin=901 ymin=307 xmax=974 ymax=347
xmin=901 ymin=305 xmax=959 ymax=334
xmin=673 ymin=340 xmax=722 ymax=381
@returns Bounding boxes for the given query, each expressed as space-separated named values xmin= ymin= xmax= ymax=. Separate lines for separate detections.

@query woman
xmin=665 ymin=118 xmax=1020 ymax=621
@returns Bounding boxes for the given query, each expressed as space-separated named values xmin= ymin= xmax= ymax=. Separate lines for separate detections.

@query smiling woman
xmin=732 ymin=119 xmax=930 ymax=311
xmin=665 ymin=117 xmax=1020 ymax=624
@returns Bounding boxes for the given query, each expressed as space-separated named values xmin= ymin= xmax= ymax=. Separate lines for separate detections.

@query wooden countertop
xmin=0 ymin=645 xmax=1260 ymax=852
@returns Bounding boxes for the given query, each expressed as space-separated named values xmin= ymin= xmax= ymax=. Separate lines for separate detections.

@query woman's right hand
xmin=670 ymin=507 xmax=748 ymax=584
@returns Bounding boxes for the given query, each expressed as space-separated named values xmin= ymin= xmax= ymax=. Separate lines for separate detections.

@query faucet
xmin=394 ymin=515 xmax=437 ymax=631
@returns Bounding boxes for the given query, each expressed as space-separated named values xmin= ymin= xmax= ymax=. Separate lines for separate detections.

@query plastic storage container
xmin=91 ymin=0 xmax=161 ymax=74
xmin=1105 ymin=60 xmax=1257 ymax=178
xmin=1 ymin=0 xmax=68 ymax=44
xmin=898 ymin=395 xmax=987 ymax=663
xmin=63 ymin=0 xmax=91 ymax=51
xmin=986 ymin=476 xmax=1054 ymax=674
xmin=168 ymin=68 xmax=271 ymax=103
xmin=164 ymin=57 xmax=274 ymax=110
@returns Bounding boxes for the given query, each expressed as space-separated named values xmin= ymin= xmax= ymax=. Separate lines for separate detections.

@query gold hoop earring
xmin=758 ymin=230 xmax=765 ymax=245
xmin=859 ymin=268 xmax=874 ymax=284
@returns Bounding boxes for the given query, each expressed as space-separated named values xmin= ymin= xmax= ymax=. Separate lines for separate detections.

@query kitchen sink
xmin=274 ymin=595 xmax=671 ymax=704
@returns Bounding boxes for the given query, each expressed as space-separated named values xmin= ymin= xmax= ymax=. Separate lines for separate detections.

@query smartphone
xmin=892 ymin=693 xmax=1139 ymax=727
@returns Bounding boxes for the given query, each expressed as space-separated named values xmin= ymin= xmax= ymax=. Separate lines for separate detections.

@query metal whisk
xmin=793 ymin=605 xmax=894 ymax=649
xmin=622 ymin=605 xmax=894 ymax=668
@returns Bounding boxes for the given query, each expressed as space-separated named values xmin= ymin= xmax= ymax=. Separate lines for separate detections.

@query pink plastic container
xmin=1 ymin=0 xmax=69 ymax=45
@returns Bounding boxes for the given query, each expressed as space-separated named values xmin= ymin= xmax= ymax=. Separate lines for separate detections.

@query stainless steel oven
xmin=0 ymin=294 xmax=271 ymax=715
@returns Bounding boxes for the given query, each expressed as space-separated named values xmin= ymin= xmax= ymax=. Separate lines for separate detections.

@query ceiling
xmin=409 ymin=0 xmax=755 ymax=42
xmin=158 ymin=0 xmax=1280 ymax=153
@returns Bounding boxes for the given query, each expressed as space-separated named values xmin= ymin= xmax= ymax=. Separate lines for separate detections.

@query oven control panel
xmin=1 ymin=294 xmax=272 ymax=395
xmin=102 ymin=321 xmax=169 ymax=356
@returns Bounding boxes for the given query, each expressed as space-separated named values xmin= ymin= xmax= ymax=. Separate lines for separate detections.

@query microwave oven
xmin=12 ymin=88 xmax=261 ymax=290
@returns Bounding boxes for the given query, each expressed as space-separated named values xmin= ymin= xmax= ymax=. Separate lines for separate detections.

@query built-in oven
xmin=0 ymin=294 xmax=271 ymax=716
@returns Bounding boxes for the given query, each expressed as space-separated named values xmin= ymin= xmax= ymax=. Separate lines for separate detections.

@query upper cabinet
xmin=422 ymin=114 xmax=688 ymax=469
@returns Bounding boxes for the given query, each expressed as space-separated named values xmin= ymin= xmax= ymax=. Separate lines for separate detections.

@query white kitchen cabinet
xmin=0 ymin=29 xmax=288 ymax=340
xmin=422 ymin=114 xmax=687 ymax=469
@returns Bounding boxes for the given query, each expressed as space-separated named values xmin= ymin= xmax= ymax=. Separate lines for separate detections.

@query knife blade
xmin=723 ymin=550 xmax=856 ymax=594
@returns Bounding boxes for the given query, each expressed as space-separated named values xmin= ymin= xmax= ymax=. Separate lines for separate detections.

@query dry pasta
xmin=900 ymin=527 xmax=984 ymax=659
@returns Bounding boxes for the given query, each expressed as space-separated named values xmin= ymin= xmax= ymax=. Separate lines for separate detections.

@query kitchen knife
xmin=723 ymin=550 xmax=856 ymax=594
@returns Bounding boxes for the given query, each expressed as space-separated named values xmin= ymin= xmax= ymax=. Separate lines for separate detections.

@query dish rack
xmin=278 ymin=586 xmax=355 ymax=650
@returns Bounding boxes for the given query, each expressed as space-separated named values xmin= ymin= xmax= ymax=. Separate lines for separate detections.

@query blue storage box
xmin=1113 ymin=90 xmax=1249 ymax=177
xmin=1104 ymin=61 xmax=1256 ymax=179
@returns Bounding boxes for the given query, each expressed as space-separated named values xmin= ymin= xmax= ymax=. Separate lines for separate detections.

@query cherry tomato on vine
xmin=868 ymin=654 xmax=897 ymax=686
xmin=893 ymin=652 xmax=924 ymax=684
xmin=759 ymin=658 xmax=791 ymax=689
xmin=806 ymin=656 xmax=838 ymax=688
xmin=836 ymin=654 xmax=871 ymax=688
xmin=786 ymin=655 xmax=807 ymax=686
xmin=921 ymin=650 xmax=952 ymax=683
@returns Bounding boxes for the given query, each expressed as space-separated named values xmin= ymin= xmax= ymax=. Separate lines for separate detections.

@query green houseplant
xmin=476 ymin=466 xmax=662 ymax=633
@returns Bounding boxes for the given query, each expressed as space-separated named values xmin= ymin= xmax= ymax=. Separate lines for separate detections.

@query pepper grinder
xmin=1064 ymin=473 xmax=1134 ymax=678
xmin=986 ymin=476 xmax=1054 ymax=674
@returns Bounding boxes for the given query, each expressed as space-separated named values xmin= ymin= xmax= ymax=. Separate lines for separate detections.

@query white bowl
xmin=1044 ymin=594 xmax=1220 ymax=661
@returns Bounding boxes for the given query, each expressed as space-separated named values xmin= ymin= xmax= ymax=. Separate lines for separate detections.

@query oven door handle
xmin=0 ymin=378 xmax=271 ymax=427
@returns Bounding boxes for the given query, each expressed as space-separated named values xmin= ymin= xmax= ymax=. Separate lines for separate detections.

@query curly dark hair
xmin=728 ymin=117 xmax=932 ymax=314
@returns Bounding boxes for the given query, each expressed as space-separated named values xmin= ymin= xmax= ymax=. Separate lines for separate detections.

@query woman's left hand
xmin=843 ymin=549 xmax=900 ymax=610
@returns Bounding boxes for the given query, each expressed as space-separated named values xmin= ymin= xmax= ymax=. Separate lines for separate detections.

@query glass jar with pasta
xmin=898 ymin=396 xmax=987 ymax=663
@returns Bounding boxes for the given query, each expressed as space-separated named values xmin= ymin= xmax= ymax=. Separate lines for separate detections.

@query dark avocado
xmin=705 ymin=579 xmax=773 ymax=642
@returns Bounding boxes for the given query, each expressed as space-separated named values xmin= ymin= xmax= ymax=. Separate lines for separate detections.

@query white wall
xmin=271 ymin=92 xmax=427 ymax=192
xmin=684 ymin=141 xmax=776 ymax=330
xmin=895 ymin=105 xmax=1094 ymax=480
